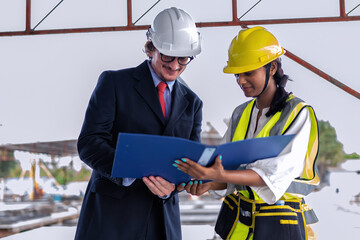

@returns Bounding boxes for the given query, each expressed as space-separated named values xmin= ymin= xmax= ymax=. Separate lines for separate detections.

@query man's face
xmin=149 ymin=49 xmax=187 ymax=82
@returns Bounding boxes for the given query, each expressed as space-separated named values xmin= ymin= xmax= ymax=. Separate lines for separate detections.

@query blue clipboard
xmin=111 ymin=133 xmax=295 ymax=185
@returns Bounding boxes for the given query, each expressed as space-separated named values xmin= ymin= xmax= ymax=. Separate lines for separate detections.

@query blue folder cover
xmin=111 ymin=133 xmax=295 ymax=185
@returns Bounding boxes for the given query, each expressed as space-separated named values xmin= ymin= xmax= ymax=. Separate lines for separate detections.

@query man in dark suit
xmin=74 ymin=7 xmax=202 ymax=240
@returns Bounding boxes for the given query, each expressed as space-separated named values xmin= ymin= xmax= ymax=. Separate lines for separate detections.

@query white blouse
xmin=212 ymin=105 xmax=311 ymax=204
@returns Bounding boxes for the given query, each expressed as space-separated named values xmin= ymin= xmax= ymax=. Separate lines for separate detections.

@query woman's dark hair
xmin=266 ymin=58 xmax=291 ymax=117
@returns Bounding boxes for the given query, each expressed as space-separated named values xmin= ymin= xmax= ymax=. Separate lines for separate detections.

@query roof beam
xmin=2 ymin=0 xmax=360 ymax=38
xmin=1 ymin=15 xmax=360 ymax=37
xmin=284 ymin=49 xmax=360 ymax=100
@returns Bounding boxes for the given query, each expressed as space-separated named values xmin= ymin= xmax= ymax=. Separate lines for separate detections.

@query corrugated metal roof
xmin=1 ymin=140 xmax=77 ymax=158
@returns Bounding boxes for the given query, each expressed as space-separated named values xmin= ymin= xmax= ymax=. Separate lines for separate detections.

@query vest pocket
xmin=238 ymin=198 xmax=253 ymax=226
xmin=215 ymin=194 xmax=240 ymax=239
xmin=253 ymin=205 xmax=305 ymax=240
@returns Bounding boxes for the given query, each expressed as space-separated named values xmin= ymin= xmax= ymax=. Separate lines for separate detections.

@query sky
xmin=0 ymin=0 xmax=360 ymax=155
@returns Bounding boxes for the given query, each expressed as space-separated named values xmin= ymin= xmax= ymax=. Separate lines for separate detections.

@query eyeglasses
xmin=160 ymin=53 xmax=194 ymax=66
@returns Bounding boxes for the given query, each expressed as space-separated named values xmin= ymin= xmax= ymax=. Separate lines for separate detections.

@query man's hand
xmin=143 ymin=176 xmax=175 ymax=197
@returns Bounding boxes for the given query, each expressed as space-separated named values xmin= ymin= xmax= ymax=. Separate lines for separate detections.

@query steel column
xmin=232 ymin=0 xmax=237 ymax=22
xmin=340 ymin=0 xmax=346 ymax=17
xmin=127 ymin=0 xmax=132 ymax=26
xmin=25 ymin=0 xmax=31 ymax=33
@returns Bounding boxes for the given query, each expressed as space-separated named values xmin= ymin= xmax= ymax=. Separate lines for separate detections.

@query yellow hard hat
xmin=223 ymin=26 xmax=285 ymax=74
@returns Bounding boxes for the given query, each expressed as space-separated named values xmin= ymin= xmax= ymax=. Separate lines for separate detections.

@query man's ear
xmin=144 ymin=40 xmax=155 ymax=59
xmin=147 ymin=50 xmax=153 ymax=59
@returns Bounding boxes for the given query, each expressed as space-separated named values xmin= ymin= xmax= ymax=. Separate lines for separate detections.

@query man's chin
xmin=163 ymin=76 xmax=178 ymax=82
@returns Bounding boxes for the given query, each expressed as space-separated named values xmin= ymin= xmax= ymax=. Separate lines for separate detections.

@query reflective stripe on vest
xmin=230 ymin=95 xmax=319 ymax=198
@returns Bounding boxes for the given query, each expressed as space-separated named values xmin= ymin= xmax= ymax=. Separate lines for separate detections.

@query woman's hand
xmin=173 ymin=155 xmax=225 ymax=181
xmin=177 ymin=180 xmax=212 ymax=196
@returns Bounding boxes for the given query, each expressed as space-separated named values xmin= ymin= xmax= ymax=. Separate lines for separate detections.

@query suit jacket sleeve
xmin=77 ymin=71 xmax=121 ymax=185
xmin=189 ymin=96 xmax=202 ymax=143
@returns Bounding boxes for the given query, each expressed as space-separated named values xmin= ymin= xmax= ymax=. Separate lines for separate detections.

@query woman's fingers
xmin=173 ymin=158 xmax=206 ymax=179
xmin=184 ymin=180 xmax=194 ymax=192
xmin=190 ymin=180 xmax=202 ymax=195
xmin=182 ymin=180 xmax=210 ymax=196
xmin=214 ymin=155 xmax=223 ymax=168
xmin=176 ymin=182 xmax=186 ymax=191
xmin=174 ymin=158 xmax=191 ymax=169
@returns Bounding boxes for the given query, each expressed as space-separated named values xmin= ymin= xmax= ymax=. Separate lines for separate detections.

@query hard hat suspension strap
xmin=256 ymin=63 xmax=271 ymax=98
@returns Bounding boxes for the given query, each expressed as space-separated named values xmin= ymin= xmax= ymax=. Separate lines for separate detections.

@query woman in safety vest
xmin=174 ymin=26 xmax=319 ymax=240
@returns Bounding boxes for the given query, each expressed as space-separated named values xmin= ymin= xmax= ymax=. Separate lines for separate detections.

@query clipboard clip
xmin=197 ymin=148 xmax=216 ymax=166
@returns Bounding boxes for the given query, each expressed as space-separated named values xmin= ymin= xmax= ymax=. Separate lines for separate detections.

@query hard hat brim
xmin=223 ymin=50 xmax=285 ymax=74
xmin=155 ymin=44 xmax=202 ymax=57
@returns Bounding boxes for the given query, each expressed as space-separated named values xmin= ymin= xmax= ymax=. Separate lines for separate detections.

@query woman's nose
xmin=235 ymin=74 xmax=246 ymax=84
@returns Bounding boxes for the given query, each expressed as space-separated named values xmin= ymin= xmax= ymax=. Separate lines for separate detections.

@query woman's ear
xmin=270 ymin=61 xmax=278 ymax=76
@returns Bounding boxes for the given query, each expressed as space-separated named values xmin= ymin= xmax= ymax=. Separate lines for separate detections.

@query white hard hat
xmin=147 ymin=7 xmax=201 ymax=57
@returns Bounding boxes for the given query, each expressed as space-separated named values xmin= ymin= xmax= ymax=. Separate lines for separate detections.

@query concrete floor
xmin=1 ymin=225 xmax=218 ymax=240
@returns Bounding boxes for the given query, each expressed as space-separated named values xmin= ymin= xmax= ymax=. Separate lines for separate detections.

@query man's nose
xmin=168 ymin=58 xmax=181 ymax=69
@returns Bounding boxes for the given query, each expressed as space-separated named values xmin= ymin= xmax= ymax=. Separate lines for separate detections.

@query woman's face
xmin=235 ymin=67 xmax=268 ymax=97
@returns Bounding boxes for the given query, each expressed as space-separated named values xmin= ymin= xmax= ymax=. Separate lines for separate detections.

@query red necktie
xmin=157 ymin=82 xmax=167 ymax=117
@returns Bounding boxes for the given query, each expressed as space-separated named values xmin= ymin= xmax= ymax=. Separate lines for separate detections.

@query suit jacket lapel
xmin=164 ymin=81 xmax=189 ymax=133
xmin=133 ymin=61 xmax=165 ymax=124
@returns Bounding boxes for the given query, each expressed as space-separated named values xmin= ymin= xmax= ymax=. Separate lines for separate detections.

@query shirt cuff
xmin=122 ymin=177 xmax=136 ymax=186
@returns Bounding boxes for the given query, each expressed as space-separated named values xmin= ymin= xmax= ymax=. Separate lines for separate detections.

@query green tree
xmin=345 ymin=152 xmax=360 ymax=159
xmin=0 ymin=150 xmax=17 ymax=178
xmin=0 ymin=161 xmax=17 ymax=178
xmin=46 ymin=159 xmax=91 ymax=185
xmin=317 ymin=120 xmax=346 ymax=167
xmin=315 ymin=120 xmax=359 ymax=186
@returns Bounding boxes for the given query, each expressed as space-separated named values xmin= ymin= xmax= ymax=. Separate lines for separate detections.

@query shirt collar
xmin=147 ymin=60 xmax=175 ymax=92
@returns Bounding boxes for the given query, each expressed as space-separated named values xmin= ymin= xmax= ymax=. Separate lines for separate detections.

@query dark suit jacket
xmin=74 ymin=61 xmax=202 ymax=240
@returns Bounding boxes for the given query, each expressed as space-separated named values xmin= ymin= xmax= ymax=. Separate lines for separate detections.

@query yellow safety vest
xmin=227 ymin=95 xmax=319 ymax=239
